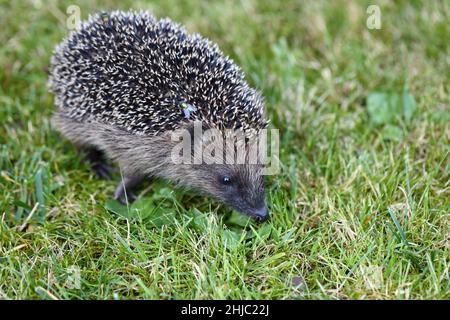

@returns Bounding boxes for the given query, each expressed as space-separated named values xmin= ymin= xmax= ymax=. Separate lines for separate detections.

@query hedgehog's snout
xmin=252 ymin=204 xmax=270 ymax=223
xmin=226 ymin=191 xmax=269 ymax=223
xmin=240 ymin=200 xmax=269 ymax=223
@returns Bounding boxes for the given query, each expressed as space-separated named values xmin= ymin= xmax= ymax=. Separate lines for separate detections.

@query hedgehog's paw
xmin=113 ymin=176 xmax=143 ymax=205
xmin=114 ymin=188 xmax=138 ymax=205
xmin=83 ymin=148 xmax=114 ymax=180
xmin=92 ymin=162 xmax=114 ymax=180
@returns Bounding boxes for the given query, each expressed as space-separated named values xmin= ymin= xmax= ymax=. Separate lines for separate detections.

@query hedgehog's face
xmin=194 ymin=164 xmax=269 ymax=222
xmin=171 ymin=122 xmax=269 ymax=222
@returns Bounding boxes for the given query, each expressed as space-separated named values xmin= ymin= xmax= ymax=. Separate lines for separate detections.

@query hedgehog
xmin=48 ymin=10 xmax=270 ymax=222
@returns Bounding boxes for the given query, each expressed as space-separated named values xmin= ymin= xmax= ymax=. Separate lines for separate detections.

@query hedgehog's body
xmin=49 ymin=11 xmax=269 ymax=222
xmin=49 ymin=11 xmax=266 ymax=136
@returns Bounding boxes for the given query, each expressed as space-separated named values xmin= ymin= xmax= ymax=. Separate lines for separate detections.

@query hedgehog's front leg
xmin=113 ymin=175 xmax=144 ymax=205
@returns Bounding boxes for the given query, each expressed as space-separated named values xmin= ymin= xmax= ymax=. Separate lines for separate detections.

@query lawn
xmin=0 ymin=0 xmax=449 ymax=299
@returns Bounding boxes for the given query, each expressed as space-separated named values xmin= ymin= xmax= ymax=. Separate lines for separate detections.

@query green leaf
xmin=151 ymin=187 xmax=177 ymax=201
xmin=256 ymin=223 xmax=272 ymax=240
xmin=129 ymin=198 xmax=160 ymax=220
xmin=367 ymin=92 xmax=393 ymax=125
xmin=143 ymin=209 xmax=177 ymax=228
xmin=104 ymin=199 xmax=130 ymax=218
xmin=247 ymin=223 xmax=272 ymax=243
xmin=104 ymin=198 xmax=177 ymax=228
xmin=226 ymin=211 xmax=252 ymax=227
xmin=402 ymin=88 xmax=416 ymax=124
xmin=367 ymin=89 xmax=416 ymax=126
xmin=191 ymin=208 xmax=209 ymax=232
xmin=222 ymin=229 xmax=242 ymax=249
xmin=382 ymin=124 xmax=403 ymax=141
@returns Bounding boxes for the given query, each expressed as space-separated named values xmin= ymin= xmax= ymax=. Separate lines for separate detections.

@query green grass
xmin=0 ymin=0 xmax=449 ymax=299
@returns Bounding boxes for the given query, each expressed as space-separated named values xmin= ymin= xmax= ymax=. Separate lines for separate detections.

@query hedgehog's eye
xmin=221 ymin=176 xmax=232 ymax=185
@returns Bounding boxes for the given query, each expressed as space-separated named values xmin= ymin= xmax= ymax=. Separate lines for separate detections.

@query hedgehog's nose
xmin=254 ymin=205 xmax=269 ymax=223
